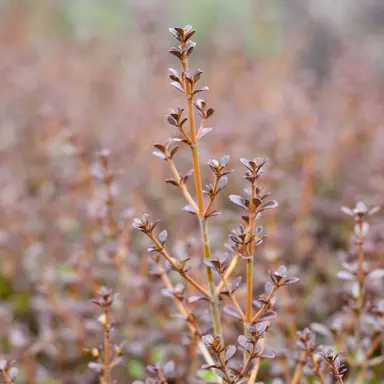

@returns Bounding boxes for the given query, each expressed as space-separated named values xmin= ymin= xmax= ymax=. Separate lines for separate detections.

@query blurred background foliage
xmin=0 ymin=0 xmax=383 ymax=383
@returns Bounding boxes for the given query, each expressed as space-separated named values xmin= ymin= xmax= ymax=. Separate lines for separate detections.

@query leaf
xmin=311 ymin=322 xmax=332 ymax=337
xmin=336 ymin=270 xmax=354 ymax=280
xmin=206 ymin=108 xmax=214 ymax=118
xmin=169 ymin=47 xmax=182 ymax=59
xmin=231 ymin=276 xmax=242 ymax=292
xmin=224 ymin=305 xmax=242 ymax=320
xmin=258 ymin=200 xmax=278 ymax=213
xmin=183 ymin=205 xmax=197 ymax=215
xmin=186 ymin=40 xmax=196 ymax=56
xmin=165 ymin=178 xmax=179 ymax=187
xmin=206 ymin=210 xmax=221 ymax=218
xmin=168 ymin=68 xmax=180 ymax=82
xmin=225 ymin=345 xmax=236 ymax=362
xmin=217 ymin=177 xmax=228 ymax=193
xmin=198 ymin=127 xmax=212 ymax=140
xmin=193 ymin=85 xmax=209 ymax=95
xmin=203 ymin=259 xmax=217 ymax=270
xmin=240 ymin=158 xmax=251 ymax=170
xmin=265 ymin=281 xmax=274 ymax=294
xmin=277 ymin=265 xmax=287 ymax=276
xmin=163 ymin=361 xmax=175 ymax=376
xmin=218 ymin=155 xmax=229 ymax=167
xmin=180 ymin=118 xmax=188 ymax=127
xmin=153 ymin=144 xmax=165 ymax=152
xmin=229 ymin=195 xmax=248 ymax=211
xmin=340 ymin=206 xmax=353 ymax=216
xmin=193 ymin=69 xmax=203 ymax=82
xmin=8 ymin=367 xmax=17 ymax=381
xmin=152 ymin=151 xmax=166 ymax=160
xmin=237 ymin=335 xmax=252 ymax=352
xmin=166 ymin=115 xmax=178 ymax=126
xmin=202 ymin=334 xmax=214 ymax=346
xmin=170 ymin=81 xmax=184 ymax=93
xmin=368 ymin=206 xmax=380 ymax=216
xmin=257 ymin=310 xmax=277 ymax=322
xmin=188 ymin=295 xmax=206 ymax=304
xmin=170 ymin=146 xmax=179 ymax=159
xmin=260 ymin=350 xmax=275 ymax=359
xmin=159 ymin=230 xmax=168 ymax=243
xmin=368 ymin=268 xmax=384 ymax=279
xmin=169 ymin=28 xmax=182 ymax=41
xmin=185 ymin=28 xmax=196 ymax=41
xmin=281 ymin=277 xmax=300 ymax=285
xmin=88 ymin=362 xmax=103 ymax=373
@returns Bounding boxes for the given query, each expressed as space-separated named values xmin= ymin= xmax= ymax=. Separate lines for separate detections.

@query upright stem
xmin=220 ymin=272 xmax=246 ymax=321
xmin=289 ymin=350 xmax=307 ymax=384
xmin=309 ymin=353 xmax=326 ymax=384
xmin=159 ymin=261 xmax=221 ymax=383
xmin=200 ymin=218 xmax=224 ymax=340
xmin=246 ymin=182 xmax=256 ymax=322
xmin=0 ymin=370 xmax=13 ymax=384
xmin=103 ymin=307 xmax=111 ymax=384
xmin=157 ymin=369 xmax=169 ymax=384
xmin=215 ymin=253 xmax=239 ymax=295
xmin=355 ymin=220 xmax=364 ymax=346
xmin=244 ymin=181 xmax=256 ymax=363
xmin=181 ymin=43 xmax=223 ymax=341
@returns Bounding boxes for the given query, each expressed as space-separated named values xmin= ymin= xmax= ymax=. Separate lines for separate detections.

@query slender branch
xmin=355 ymin=220 xmax=365 ymax=349
xmin=157 ymin=369 xmax=169 ymax=384
xmin=247 ymin=337 xmax=266 ymax=384
xmin=181 ymin=39 xmax=223 ymax=341
xmin=215 ymin=253 xmax=239 ymax=296
xmin=220 ymin=272 xmax=246 ymax=321
xmin=217 ymin=353 xmax=234 ymax=383
xmin=240 ymin=341 xmax=256 ymax=377
xmin=0 ymin=370 xmax=13 ymax=384
xmin=167 ymin=156 xmax=199 ymax=213
xmin=149 ymin=234 xmax=211 ymax=298
xmin=196 ymin=117 xmax=207 ymax=139
xmin=251 ymin=285 xmax=278 ymax=323
xmin=309 ymin=352 xmax=326 ymax=384
xmin=200 ymin=218 xmax=224 ymax=341
xmin=157 ymin=260 xmax=221 ymax=383
xmin=366 ymin=333 xmax=382 ymax=358
xmin=103 ymin=307 xmax=111 ymax=384
xmin=357 ymin=332 xmax=383 ymax=383
xmin=246 ymin=180 xmax=257 ymax=323
xmin=204 ymin=172 xmax=220 ymax=217
xmin=289 ymin=350 xmax=307 ymax=384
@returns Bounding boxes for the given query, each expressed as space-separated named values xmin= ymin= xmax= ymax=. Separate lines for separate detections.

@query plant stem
xmin=200 ymin=218 xmax=224 ymax=340
xmin=251 ymin=285 xmax=278 ymax=323
xmin=167 ymin=157 xmax=199 ymax=213
xmin=0 ymin=370 xmax=12 ymax=384
xmin=181 ymin=44 xmax=223 ymax=341
xmin=289 ymin=350 xmax=307 ymax=384
xmin=244 ymin=181 xmax=256 ymax=362
xmin=158 ymin=261 xmax=221 ymax=383
xmin=157 ymin=369 xmax=169 ymax=384
xmin=246 ymin=181 xmax=256 ymax=323
xmin=217 ymin=353 xmax=234 ymax=383
xmin=220 ymin=272 xmax=246 ymax=321
xmin=215 ymin=254 xmax=239 ymax=295
xmin=149 ymin=234 xmax=211 ymax=298
xmin=103 ymin=307 xmax=111 ymax=384
xmin=309 ymin=352 xmax=326 ymax=384
xmin=355 ymin=220 xmax=365 ymax=348
xmin=247 ymin=337 xmax=266 ymax=384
